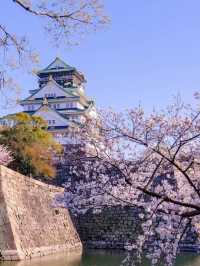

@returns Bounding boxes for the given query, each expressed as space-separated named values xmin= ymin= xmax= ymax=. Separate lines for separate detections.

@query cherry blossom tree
xmin=60 ymin=95 xmax=200 ymax=266
xmin=0 ymin=145 xmax=12 ymax=166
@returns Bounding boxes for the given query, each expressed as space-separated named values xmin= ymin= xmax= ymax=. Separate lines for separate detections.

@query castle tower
xmin=20 ymin=57 xmax=96 ymax=145
xmin=37 ymin=57 xmax=86 ymax=88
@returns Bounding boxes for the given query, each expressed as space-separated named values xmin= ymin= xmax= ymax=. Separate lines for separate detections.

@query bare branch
xmin=13 ymin=0 xmax=93 ymax=24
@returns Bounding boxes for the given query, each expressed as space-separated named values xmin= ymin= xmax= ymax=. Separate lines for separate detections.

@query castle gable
xmin=27 ymin=79 xmax=75 ymax=101
xmin=34 ymin=105 xmax=69 ymax=128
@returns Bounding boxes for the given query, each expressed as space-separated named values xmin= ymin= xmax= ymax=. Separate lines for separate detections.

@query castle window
xmin=44 ymin=93 xmax=56 ymax=98
xmin=48 ymin=120 xmax=56 ymax=125
xmin=53 ymin=103 xmax=60 ymax=109
xmin=66 ymin=102 xmax=75 ymax=108
xmin=28 ymin=105 xmax=34 ymax=111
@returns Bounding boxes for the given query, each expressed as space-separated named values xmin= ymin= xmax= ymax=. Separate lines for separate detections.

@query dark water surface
xmin=2 ymin=250 xmax=200 ymax=266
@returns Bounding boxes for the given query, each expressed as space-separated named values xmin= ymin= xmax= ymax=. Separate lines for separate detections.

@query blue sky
xmin=1 ymin=1 xmax=200 ymax=115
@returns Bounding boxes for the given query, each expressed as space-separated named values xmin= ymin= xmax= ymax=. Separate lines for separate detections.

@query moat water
xmin=2 ymin=250 xmax=200 ymax=266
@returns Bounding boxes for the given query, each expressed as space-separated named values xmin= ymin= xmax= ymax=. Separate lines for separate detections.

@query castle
xmin=0 ymin=57 xmax=96 ymax=146
xmin=20 ymin=57 xmax=96 ymax=145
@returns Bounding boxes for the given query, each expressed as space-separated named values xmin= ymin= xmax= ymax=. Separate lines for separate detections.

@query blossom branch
xmin=13 ymin=0 xmax=92 ymax=24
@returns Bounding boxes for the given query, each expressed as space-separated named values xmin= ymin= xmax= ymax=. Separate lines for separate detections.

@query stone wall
xmin=0 ymin=165 xmax=82 ymax=261
xmin=74 ymin=206 xmax=199 ymax=252
xmin=73 ymin=206 xmax=141 ymax=249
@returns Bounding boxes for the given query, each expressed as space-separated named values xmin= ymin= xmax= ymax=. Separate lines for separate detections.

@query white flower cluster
xmin=0 ymin=145 xmax=12 ymax=166
xmin=61 ymin=96 xmax=200 ymax=266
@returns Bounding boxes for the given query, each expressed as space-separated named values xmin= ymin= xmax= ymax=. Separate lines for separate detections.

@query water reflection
xmin=82 ymin=251 xmax=200 ymax=266
xmin=81 ymin=250 xmax=123 ymax=266
xmin=175 ymin=253 xmax=200 ymax=266
xmin=1 ymin=250 xmax=200 ymax=266
xmin=2 ymin=251 xmax=82 ymax=266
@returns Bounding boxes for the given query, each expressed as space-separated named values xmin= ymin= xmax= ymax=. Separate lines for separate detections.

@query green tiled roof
xmin=37 ymin=57 xmax=76 ymax=74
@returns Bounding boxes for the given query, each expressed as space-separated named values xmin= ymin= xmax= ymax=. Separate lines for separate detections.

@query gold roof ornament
xmin=43 ymin=97 xmax=49 ymax=105
xmin=48 ymin=75 xmax=53 ymax=81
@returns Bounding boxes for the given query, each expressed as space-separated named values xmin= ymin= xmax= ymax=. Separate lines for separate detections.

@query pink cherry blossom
xmin=60 ymin=95 xmax=200 ymax=266
xmin=0 ymin=145 xmax=12 ymax=166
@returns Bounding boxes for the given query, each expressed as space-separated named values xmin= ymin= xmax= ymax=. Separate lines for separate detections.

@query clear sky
xmin=1 ymin=1 xmax=200 ymax=115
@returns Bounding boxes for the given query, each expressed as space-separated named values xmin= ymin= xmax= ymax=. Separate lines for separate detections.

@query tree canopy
xmin=62 ymin=95 xmax=200 ymax=266
xmin=0 ymin=112 xmax=62 ymax=177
